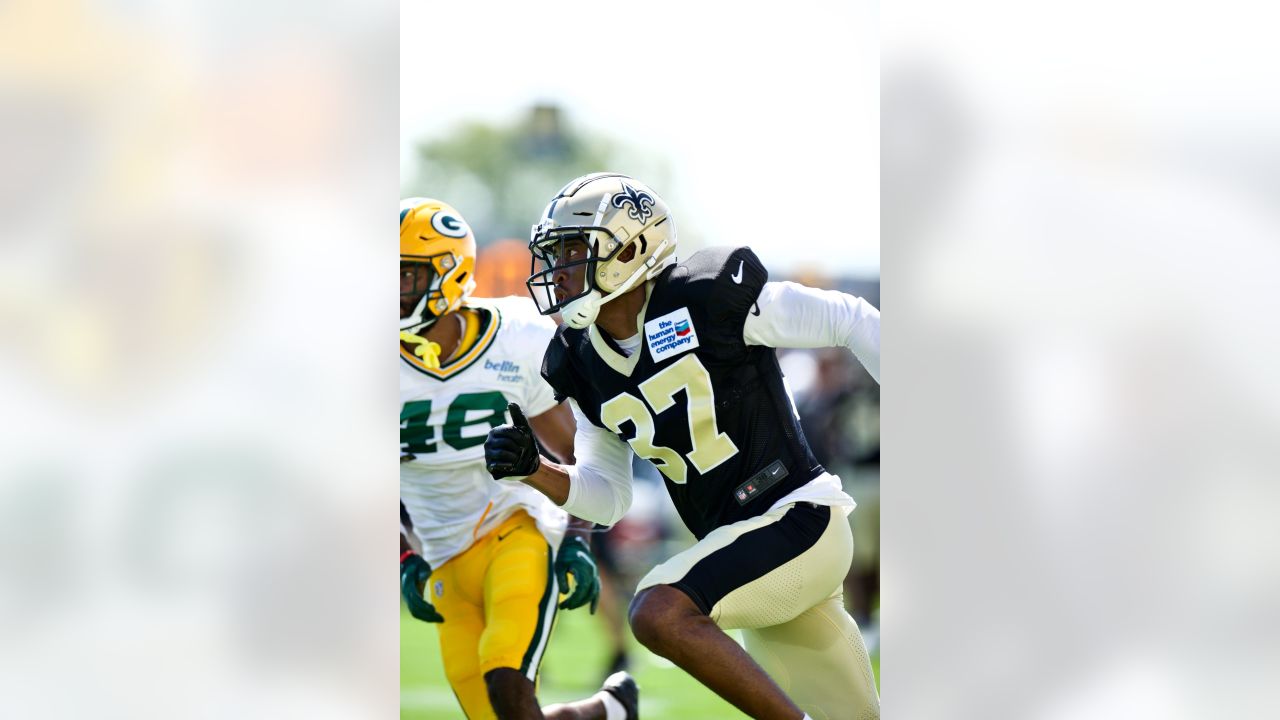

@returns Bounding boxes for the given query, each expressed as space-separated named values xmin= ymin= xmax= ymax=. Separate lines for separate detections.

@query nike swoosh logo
xmin=731 ymin=260 xmax=744 ymax=284
xmin=497 ymin=529 xmax=516 ymax=542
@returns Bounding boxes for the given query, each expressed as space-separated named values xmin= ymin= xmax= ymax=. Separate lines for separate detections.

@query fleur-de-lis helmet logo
xmin=611 ymin=182 xmax=656 ymax=222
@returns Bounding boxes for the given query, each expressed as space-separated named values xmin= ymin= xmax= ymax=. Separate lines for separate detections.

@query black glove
xmin=400 ymin=551 xmax=444 ymax=623
xmin=485 ymin=403 xmax=541 ymax=479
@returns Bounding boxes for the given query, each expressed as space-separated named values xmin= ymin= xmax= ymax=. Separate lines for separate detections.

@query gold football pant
xmin=428 ymin=510 xmax=558 ymax=720
xmin=638 ymin=501 xmax=881 ymax=720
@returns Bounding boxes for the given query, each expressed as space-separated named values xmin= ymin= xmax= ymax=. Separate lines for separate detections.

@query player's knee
xmin=483 ymin=667 xmax=536 ymax=719
xmin=628 ymin=585 xmax=698 ymax=654
xmin=627 ymin=589 xmax=662 ymax=649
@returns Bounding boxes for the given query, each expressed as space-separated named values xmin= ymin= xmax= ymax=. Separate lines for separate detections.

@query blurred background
xmin=883 ymin=0 xmax=1280 ymax=717
xmin=0 ymin=0 xmax=398 ymax=717
xmin=399 ymin=1 xmax=880 ymax=717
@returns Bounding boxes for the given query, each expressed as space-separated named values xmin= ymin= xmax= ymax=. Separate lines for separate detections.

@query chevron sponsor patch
xmin=644 ymin=307 xmax=700 ymax=362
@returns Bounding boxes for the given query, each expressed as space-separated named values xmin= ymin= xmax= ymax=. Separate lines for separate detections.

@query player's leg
xmin=630 ymin=584 xmax=802 ymax=719
xmin=429 ymin=556 xmax=498 ymax=720
xmin=539 ymin=671 xmax=638 ymax=720
xmin=628 ymin=502 xmax=842 ymax=719
xmin=476 ymin=511 xmax=557 ymax=719
xmin=486 ymin=668 xmax=635 ymax=720
xmin=482 ymin=667 xmax=542 ymax=719
xmin=721 ymin=503 xmax=879 ymax=719
xmin=743 ymin=592 xmax=879 ymax=720
xmin=478 ymin=511 xmax=632 ymax=720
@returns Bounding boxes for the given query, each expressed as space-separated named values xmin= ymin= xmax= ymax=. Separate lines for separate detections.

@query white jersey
xmin=400 ymin=296 xmax=567 ymax=568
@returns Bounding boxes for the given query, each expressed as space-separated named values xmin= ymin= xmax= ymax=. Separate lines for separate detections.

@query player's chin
xmin=554 ymin=284 xmax=584 ymax=303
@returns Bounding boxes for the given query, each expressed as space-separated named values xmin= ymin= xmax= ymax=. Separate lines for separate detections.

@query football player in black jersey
xmin=485 ymin=173 xmax=881 ymax=720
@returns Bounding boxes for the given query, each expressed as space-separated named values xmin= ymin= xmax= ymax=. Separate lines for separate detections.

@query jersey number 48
xmin=401 ymin=391 xmax=507 ymax=454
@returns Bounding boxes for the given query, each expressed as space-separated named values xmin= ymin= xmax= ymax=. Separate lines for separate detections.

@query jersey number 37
xmin=600 ymin=354 xmax=739 ymax=484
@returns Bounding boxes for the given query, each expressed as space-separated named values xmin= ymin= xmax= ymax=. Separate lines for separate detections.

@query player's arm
xmin=565 ymin=515 xmax=594 ymax=543
xmin=400 ymin=530 xmax=443 ymax=623
xmin=485 ymin=402 xmax=634 ymax=526
xmin=743 ymin=281 xmax=881 ymax=383
xmin=554 ymin=515 xmax=601 ymax=612
xmin=528 ymin=401 xmax=576 ymax=464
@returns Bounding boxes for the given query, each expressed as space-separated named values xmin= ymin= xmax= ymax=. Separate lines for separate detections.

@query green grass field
xmin=401 ymin=605 xmax=879 ymax=718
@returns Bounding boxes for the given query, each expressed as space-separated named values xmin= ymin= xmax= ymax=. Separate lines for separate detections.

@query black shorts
xmin=638 ymin=502 xmax=844 ymax=626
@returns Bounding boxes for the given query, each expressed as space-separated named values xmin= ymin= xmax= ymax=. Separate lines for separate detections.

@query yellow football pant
xmin=428 ymin=510 xmax=558 ymax=720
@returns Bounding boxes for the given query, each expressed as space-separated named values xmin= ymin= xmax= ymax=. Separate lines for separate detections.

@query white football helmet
xmin=527 ymin=173 xmax=677 ymax=329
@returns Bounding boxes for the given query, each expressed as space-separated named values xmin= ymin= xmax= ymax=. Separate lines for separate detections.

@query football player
xmin=484 ymin=175 xmax=881 ymax=720
xmin=399 ymin=197 xmax=638 ymax=720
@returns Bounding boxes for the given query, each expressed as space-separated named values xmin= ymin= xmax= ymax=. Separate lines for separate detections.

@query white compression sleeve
xmin=743 ymin=281 xmax=881 ymax=384
xmin=561 ymin=401 xmax=635 ymax=526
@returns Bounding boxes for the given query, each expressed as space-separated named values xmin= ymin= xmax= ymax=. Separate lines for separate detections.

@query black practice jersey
xmin=542 ymin=246 xmax=824 ymax=539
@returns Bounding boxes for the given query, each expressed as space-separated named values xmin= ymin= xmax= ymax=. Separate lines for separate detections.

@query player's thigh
xmin=429 ymin=561 xmax=496 ymax=720
xmin=478 ymin=520 xmax=558 ymax=682
xmin=637 ymin=502 xmax=852 ymax=630
xmin=714 ymin=502 xmax=855 ymax=629
xmin=743 ymin=594 xmax=880 ymax=720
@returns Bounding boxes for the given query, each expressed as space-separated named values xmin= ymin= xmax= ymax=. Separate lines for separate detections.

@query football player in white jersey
xmin=399 ymin=197 xmax=638 ymax=720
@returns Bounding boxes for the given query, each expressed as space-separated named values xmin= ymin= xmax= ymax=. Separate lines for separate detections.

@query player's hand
xmin=484 ymin=403 xmax=542 ymax=480
xmin=555 ymin=535 xmax=600 ymax=613
xmin=400 ymin=551 xmax=444 ymax=623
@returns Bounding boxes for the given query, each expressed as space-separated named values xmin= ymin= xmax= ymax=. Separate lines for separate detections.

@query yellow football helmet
xmin=400 ymin=197 xmax=477 ymax=332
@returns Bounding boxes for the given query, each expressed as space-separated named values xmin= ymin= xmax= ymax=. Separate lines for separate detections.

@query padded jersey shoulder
xmin=651 ymin=246 xmax=769 ymax=358
xmin=540 ymin=323 xmax=587 ymax=405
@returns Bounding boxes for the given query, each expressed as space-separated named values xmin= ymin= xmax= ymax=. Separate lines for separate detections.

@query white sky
xmin=401 ymin=0 xmax=880 ymax=277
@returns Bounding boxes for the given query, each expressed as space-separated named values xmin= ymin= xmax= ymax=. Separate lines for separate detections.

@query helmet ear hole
xmin=617 ymin=243 xmax=637 ymax=264
xmin=638 ymin=234 xmax=648 ymax=256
